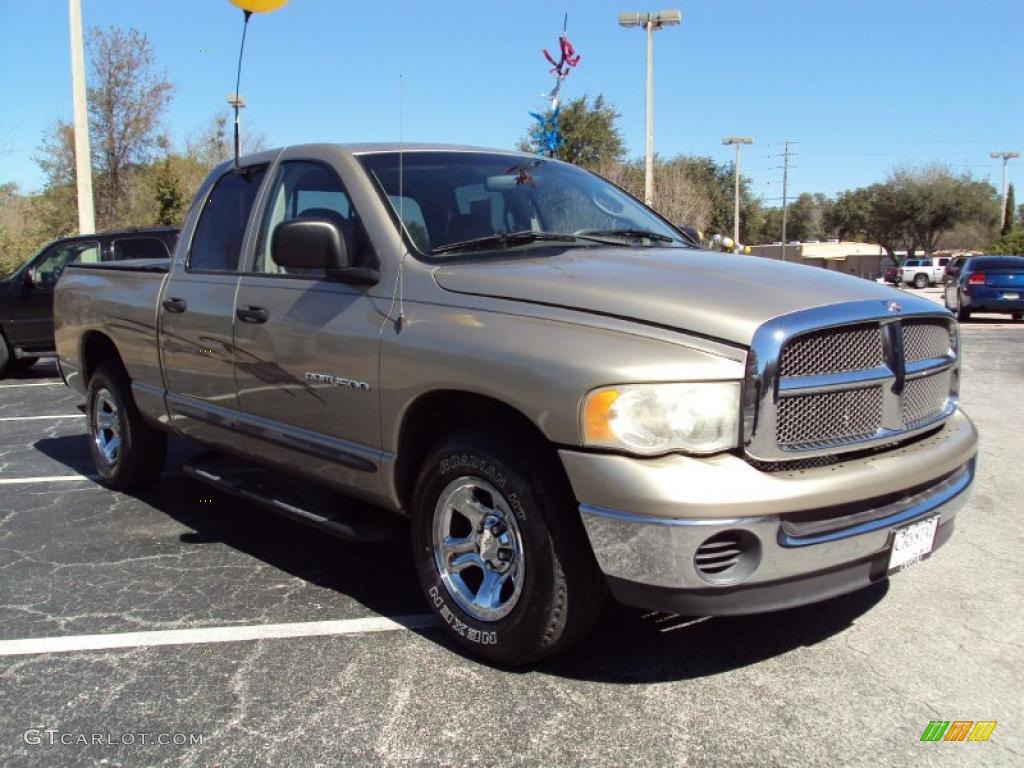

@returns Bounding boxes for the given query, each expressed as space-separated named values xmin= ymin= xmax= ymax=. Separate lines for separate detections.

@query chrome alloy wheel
xmin=91 ymin=388 xmax=121 ymax=466
xmin=432 ymin=477 xmax=526 ymax=622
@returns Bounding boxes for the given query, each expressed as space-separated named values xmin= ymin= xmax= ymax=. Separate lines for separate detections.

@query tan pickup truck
xmin=54 ymin=144 xmax=978 ymax=665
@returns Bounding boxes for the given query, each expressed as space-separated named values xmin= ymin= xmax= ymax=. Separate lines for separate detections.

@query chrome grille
xmin=777 ymin=387 xmax=883 ymax=448
xmin=904 ymin=370 xmax=953 ymax=427
xmin=779 ymin=325 xmax=883 ymax=377
xmin=744 ymin=301 xmax=959 ymax=462
xmin=903 ymin=322 xmax=951 ymax=362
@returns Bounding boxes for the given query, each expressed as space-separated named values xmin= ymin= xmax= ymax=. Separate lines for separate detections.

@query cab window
xmin=29 ymin=240 xmax=100 ymax=284
xmin=188 ymin=166 xmax=267 ymax=273
xmin=113 ymin=237 xmax=169 ymax=261
xmin=253 ymin=161 xmax=368 ymax=276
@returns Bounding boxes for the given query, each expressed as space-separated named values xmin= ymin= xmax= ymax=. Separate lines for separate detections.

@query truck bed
xmin=55 ymin=260 xmax=170 ymax=397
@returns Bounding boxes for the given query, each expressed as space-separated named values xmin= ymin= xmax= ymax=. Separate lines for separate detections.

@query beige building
xmin=747 ymin=241 xmax=893 ymax=280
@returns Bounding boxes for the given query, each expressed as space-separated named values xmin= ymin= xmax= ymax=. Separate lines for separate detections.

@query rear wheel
xmin=0 ymin=334 xmax=11 ymax=378
xmin=1013 ymin=312 xmax=1022 ymax=321
xmin=87 ymin=362 xmax=167 ymax=490
xmin=410 ymin=429 xmax=605 ymax=666
xmin=913 ymin=273 xmax=929 ymax=289
xmin=956 ymin=304 xmax=971 ymax=322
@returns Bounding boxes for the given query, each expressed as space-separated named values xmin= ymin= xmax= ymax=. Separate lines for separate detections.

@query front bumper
xmin=560 ymin=411 xmax=978 ymax=615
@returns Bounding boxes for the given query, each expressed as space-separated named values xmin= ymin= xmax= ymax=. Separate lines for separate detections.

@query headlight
xmin=582 ymin=382 xmax=740 ymax=456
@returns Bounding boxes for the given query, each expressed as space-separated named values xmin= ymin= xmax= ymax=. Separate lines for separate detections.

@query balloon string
xmin=233 ymin=10 xmax=252 ymax=168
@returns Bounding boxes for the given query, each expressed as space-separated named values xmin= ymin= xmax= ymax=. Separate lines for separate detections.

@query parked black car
xmin=943 ymin=254 xmax=1024 ymax=322
xmin=0 ymin=227 xmax=178 ymax=376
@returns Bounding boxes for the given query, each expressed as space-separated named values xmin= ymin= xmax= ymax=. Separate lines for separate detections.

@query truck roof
xmin=230 ymin=143 xmax=538 ymax=167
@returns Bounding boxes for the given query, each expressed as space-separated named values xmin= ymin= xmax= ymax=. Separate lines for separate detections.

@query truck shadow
xmin=32 ymin=433 xmax=891 ymax=683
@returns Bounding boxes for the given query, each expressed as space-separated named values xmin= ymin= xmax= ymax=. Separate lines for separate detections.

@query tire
xmin=86 ymin=361 xmax=167 ymax=490
xmin=0 ymin=334 xmax=10 ymax=378
xmin=913 ymin=274 xmax=929 ymax=289
xmin=956 ymin=304 xmax=971 ymax=322
xmin=1013 ymin=312 xmax=1022 ymax=322
xmin=410 ymin=429 xmax=606 ymax=666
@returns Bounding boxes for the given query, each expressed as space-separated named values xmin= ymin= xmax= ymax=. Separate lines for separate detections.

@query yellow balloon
xmin=229 ymin=0 xmax=289 ymax=13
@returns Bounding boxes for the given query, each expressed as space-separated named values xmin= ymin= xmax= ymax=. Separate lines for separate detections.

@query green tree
xmin=988 ymin=229 xmax=1024 ymax=254
xmin=785 ymin=192 xmax=835 ymax=242
xmin=1002 ymin=183 xmax=1016 ymax=236
xmin=521 ymin=94 xmax=625 ymax=169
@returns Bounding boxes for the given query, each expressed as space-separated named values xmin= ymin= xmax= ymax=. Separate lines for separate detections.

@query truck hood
xmin=433 ymin=247 xmax=908 ymax=346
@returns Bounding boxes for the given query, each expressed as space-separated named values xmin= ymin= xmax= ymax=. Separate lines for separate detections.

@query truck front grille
xmin=779 ymin=324 xmax=883 ymax=377
xmin=744 ymin=301 xmax=959 ymax=462
xmin=777 ymin=386 xmax=883 ymax=449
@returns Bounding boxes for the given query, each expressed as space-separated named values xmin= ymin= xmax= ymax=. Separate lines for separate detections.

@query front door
xmin=232 ymin=159 xmax=383 ymax=493
xmin=159 ymin=164 xmax=267 ymax=449
xmin=10 ymin=239 xmax=100 ymax=351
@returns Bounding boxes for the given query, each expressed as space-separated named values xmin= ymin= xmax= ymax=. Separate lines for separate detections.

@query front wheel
xmin=411 ymin=431 xmax=605 ymax=666
xmin=87 ymin=362 xmax=167 ymax=490
xmin=913 ymin=274 xmax=929 ymax=289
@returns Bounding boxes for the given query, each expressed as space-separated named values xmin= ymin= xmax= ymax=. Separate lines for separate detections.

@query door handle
xmin=236 ymin=305 xmax=269 ymax=324
xmin=162 ymin=297 xmax=187 ymax=313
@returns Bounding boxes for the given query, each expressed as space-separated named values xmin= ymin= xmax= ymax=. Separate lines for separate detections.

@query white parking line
xmin=0 ymin=382 xmax=63 ymax=388
xmin=0 ymin=415 xmax=83 ymax=422
xmin=0 ymin=615 xmax=438 ymax=656
xmin=0 ymin=475 xmax=99 ymax=485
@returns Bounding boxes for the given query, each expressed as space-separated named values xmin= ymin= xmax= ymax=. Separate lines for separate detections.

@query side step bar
xmin=182 ymin=452 xmax=401 ymax=544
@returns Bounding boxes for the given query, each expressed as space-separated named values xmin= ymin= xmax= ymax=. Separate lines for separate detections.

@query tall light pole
xmin=618 ymin=10 xmax=682 ymax=207
xmin=68 ymin=0 xmax=95 ymax=234
xmin=722 ymin=136 xmax=753 ymax=247
xmin=990 ymin=151 xmax=1020 ymax=229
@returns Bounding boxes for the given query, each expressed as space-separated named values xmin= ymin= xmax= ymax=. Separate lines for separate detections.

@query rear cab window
xmin=112 ymin=237 xmax=170 ymax=261
xmin=188 ymin=166 xmax=267 ymax=273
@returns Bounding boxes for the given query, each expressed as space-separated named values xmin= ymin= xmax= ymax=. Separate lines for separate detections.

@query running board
xmin=182 ymin=452 xmax=401 ymax=543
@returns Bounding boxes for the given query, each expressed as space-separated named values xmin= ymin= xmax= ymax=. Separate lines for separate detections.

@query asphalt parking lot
xmin=1 ymin=302 xmax=1021 ymax=766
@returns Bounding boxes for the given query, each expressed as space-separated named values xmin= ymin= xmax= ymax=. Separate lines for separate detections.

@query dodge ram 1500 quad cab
xmin=54 ymin=144 xmax=977 ymax=665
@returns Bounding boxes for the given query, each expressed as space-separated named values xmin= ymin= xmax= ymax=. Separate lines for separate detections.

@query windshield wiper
xmin=575 ymin=228 xmax=683 ymax=244
xmin=432 ymin=231 xmax=588 ymax=255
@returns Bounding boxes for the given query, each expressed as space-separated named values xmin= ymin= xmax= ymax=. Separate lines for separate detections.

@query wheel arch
xmin=392 ymin=389 xmax=567 ymax=515
xmin=79 ymin=330 xmax=127 ymax=385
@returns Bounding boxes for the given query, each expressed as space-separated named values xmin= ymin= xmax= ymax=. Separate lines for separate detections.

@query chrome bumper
xmin=561 ymin=413 xmax=978 ymax=613
xmin=579 ymin=459 xmax=972 ymax=591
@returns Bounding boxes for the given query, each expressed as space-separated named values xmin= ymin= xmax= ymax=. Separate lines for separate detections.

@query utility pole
xmin=68 ymin=0 xmax=95 ymax=234
xmin=780 ymin=140 xmax=791 ymax=262
xmin=618 ymin=10 xmax=682 ymax=207
xmin=722 ymin=136 xmax=753 ymax=247
xmin=990 ymin=151 xmax=1020 ymax=229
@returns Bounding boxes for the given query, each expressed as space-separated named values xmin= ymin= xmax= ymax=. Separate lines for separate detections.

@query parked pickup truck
xmin=898 ymin=256 xmax=951 ymax=288
xmin=0 ymin=227 xmax=178 ymax=377
xmin=55 ymin=144 xmax=978 ymax=665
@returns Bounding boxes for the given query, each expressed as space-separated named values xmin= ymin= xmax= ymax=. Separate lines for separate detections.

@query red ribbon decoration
xmin=543 ymin=35 xmax=580 ymax=79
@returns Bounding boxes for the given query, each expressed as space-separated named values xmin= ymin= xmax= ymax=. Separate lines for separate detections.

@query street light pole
xmin=722 ymin=136 xmax=753 ymax=247
xmin=618 ymin=10 xmax=682 ymax=208
xmin=990 ymin=151 xmax=1020 ymax=229
xmin=68 ymin=0 xmax=95 ymax=234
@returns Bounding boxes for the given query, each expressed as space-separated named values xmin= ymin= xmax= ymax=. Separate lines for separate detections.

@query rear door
xmin=159 ymin=164 xmax=268 ymax=448
xmin=231 ymin=157 xmax=383 ymax=489
xmin=9 ymin=238 xmax=100 ymax=350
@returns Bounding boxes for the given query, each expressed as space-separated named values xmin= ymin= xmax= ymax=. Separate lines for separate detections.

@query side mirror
xmin=271 ymin=217 xmax=380 ymax=285
xmin=271 ymin=218 xmax=351 ymax=271
xmin=20 ymin=270 xmax=33 ymax=288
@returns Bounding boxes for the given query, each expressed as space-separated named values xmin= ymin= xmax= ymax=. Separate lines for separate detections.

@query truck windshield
xmin=358 ymin=151 xmax=691 ymax=258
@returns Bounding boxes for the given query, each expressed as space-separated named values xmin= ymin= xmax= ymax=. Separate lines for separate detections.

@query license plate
xmin=1002 ymin=292 xmax=1019 ymax=300
xmin=888 ymin=517 xmax=938 ymax=571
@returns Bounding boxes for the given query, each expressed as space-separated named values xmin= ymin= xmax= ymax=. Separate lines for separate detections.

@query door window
xmin=29 ymin=240 xmax=100 ymax=284
xmin=112 ymin=237 xmax=170 ymax=261
xmin=253 ymin=161 xmax=362 ymax=276
xmin=188 ymin=166 xmax=267 ymax=273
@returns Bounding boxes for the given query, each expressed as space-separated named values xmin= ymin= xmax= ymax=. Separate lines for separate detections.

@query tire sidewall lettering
xmin=428 ymin=586 xmax=498 ymax=645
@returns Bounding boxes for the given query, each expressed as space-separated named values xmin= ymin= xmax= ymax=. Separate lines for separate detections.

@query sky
xmin=1 ymin=0 xmax=1022 ymax=204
